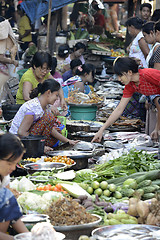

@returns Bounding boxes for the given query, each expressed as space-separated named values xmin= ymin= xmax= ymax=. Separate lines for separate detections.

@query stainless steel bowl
xmin=24 ymin=162 xmax=66 ymax=174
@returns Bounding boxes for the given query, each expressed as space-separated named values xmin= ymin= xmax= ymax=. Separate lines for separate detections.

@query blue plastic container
xmin=70 ymin=105 xmax=97 ymax=121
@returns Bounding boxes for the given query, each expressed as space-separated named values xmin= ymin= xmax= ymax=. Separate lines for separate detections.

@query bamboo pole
xmin=46 ymin=0 xmax=52 ymax=50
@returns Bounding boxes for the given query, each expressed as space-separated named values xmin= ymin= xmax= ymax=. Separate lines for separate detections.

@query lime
xmin=94 ymin=188 xmax=103 ymax=196
xmin=103 ymin=189 xmax=111 ymax=197
xmin=91 ymin=181 xmax=100 ymax=190
xmin=113 ymin=191 xmax=122 ymax=199
xmin=87 ymin=186 xmax=93 ymax=195
xmin=80 ymin=183 xmax=88 ymax=190
xmin=108 ymin=184 xmax=116 ymax=192
xmin=100 ymin=181 xmax=108 ymax=190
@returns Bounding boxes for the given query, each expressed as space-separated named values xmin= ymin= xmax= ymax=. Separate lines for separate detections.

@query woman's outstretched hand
xmin=68 ymin=140 xmax=80 ymax=145
xmin=91 ymin=129 xmax=103 ymax=143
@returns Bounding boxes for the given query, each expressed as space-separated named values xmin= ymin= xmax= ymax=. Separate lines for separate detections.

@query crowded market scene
xmin=1 ymin=0 xmax=160 ymax=239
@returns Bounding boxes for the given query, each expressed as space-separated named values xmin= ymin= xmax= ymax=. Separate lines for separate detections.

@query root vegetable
xmin=85 ymin=206 xmax=94 ymax=211
xmin=78 ymin=195 xmax=88 ymax=200
xmin=95 ymin=201 xmax=109 ymax=207
xmin=127 ymin=204 xmax=138 ymax=217
xmin=83 ymin=201 xmax=94 ymax=208
xmin=146 ymin=212 xmax=158 ymax=225
xmin=138 ymin=217 xmax=145 ymax=224
xmin=74 ymin=199 xmax=81 ymax=204
xmin=137 ymin=200 xmax=149 ymax=218
xmin=129 ymin=198 xmax=138 ymax=205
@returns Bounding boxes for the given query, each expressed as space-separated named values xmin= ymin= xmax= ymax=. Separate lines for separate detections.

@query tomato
xmin=52 ymin=186 xmax=59 ymax=192
xmin=55 ymin=184 xmax=62 ymax=191
xmin=50 ymin=186 xmax=55 ymax=191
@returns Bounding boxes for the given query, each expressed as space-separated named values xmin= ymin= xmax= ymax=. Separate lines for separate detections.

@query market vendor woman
xmin=92 ymin=57 xmax=160 ymax=143
xmin=0 ymin=133 xmax=29 ymax=240
xmin=10 ymin=79 xmax=78 ymax=148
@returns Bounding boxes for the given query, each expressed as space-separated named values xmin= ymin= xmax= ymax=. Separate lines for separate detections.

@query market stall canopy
xmin=20 ymin=0 xmax=78 ymax=23
xmin=103 ymin=0 xmax=127 ymax=2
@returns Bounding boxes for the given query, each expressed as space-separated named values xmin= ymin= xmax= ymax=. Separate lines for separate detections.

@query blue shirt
xmin=62 ymin=70 xmax=73 ymax=82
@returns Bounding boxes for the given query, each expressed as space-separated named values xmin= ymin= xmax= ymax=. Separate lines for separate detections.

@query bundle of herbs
xmin=93 ymin=149 xmax=159 ymax=179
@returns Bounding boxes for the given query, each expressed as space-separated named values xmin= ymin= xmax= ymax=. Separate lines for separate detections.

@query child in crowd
xmin=51 ymin=57 xmax=63 ymax=85
xmin=56 ymin=44 xmax=70 ymax=74
xmin=62 ymin=59 xmax=82 ymax=82
xmin=65 ymin=42 xmax=86 ymax=64
xmin=62 ymin=63 xmax=95 ymax=98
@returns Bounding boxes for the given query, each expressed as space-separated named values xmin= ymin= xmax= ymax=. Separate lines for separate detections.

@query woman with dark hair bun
xmin=10 ymin=79 xmax=78 ymax=149
xmin=16 ymin=51 xmax=67 ymax=114
xmin=92 ymin=57 xmax=160 ymax=143
xmin=126 ymin=17 xmax=149 ymax=68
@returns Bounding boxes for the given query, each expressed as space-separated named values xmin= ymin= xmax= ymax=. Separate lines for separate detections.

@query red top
xmin=94 ymin=13 xmax=105 ymax=28
xmin=123 ymin=68 xmax=160 ymax=98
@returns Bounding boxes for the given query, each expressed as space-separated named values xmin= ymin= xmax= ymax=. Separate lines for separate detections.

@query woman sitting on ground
xmin=10 ymin=79 xmax=78 ymax=148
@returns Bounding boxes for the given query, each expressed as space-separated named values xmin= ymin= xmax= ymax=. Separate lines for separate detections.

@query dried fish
xmin=73 ymin=141 xmax=94 ymax=151
xmin=103 ymin=140 xmax=124 ymax=149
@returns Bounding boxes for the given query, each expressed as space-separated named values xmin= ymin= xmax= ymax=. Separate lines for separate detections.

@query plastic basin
xmin=69 ymin=105 xmax=97 ymax=121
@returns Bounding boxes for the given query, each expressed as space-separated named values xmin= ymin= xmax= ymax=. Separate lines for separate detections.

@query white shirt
xmin=129 ymin=31 xmax=148 ymax=68
xmin=9 ymin=97 xmax=45 ymax=134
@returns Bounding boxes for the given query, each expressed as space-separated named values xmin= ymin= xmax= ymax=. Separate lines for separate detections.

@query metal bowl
xmin=46 ymin=150 xmax=93 ymax=170
xmin=24 ymin=162 xmax=66 ymax=174
xmin=92 ymin=224 xmax=160 ymax=239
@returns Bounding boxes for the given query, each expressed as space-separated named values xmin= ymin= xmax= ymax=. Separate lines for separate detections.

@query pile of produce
xmin=66 ymin=90 xmax=103 ymax=105
xmin=44 ymin=156 xmax=75 ymax=165
xmin=93 ymin=149 xmax=160 ymax=178
xmin=99 ymin=35 xmax=125 ymax=48
xmin=128 ymin=195 xmax=160 ymax=226
xmin=110 ymin=48 xmax=126 ymax=57
xmin=46 ymin=198 xmax=99 ymax=226
xmin=69 ymin=28 xmax=89 ymax=40
xmin=88 ymin=43 xmax=111 ymax=55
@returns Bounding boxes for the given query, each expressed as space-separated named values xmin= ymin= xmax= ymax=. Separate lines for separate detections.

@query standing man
xmin=140 ymin=3 xmax=152 ymax=22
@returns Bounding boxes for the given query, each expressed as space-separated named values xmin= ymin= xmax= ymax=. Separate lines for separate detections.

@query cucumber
xmin=151 ymin=184 xmax=160 ymax=190
xmin=137 ymin=180 xmax=152 ymax=189
xmin=152 ymin=180 xmax=160 ymax=186
xmin=107 ymin=172 xmax=146 ymax=187
xmin=143 ymin=170 xmax=160 ymax=181
xmin=136 ymin=170 xmax=160 ymax=184
xmin=142 ymin=193 xmax=155 ymax=200
xmin=136 ymin=175 xmax=146 ymax=184
xmin=142 ymin=186 xmax=157 ymax=194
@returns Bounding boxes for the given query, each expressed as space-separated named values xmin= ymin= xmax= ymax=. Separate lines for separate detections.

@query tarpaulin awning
xmin=21 ymin=0 xmax=78 ymax=23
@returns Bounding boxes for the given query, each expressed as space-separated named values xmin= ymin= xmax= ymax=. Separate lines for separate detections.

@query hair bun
xmin=37 ymin=83 xmax=43 ymax=92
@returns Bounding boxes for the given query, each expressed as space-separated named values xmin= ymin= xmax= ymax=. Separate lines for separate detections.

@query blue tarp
xmin=21 ymin=0 xmax=77 ymax=23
